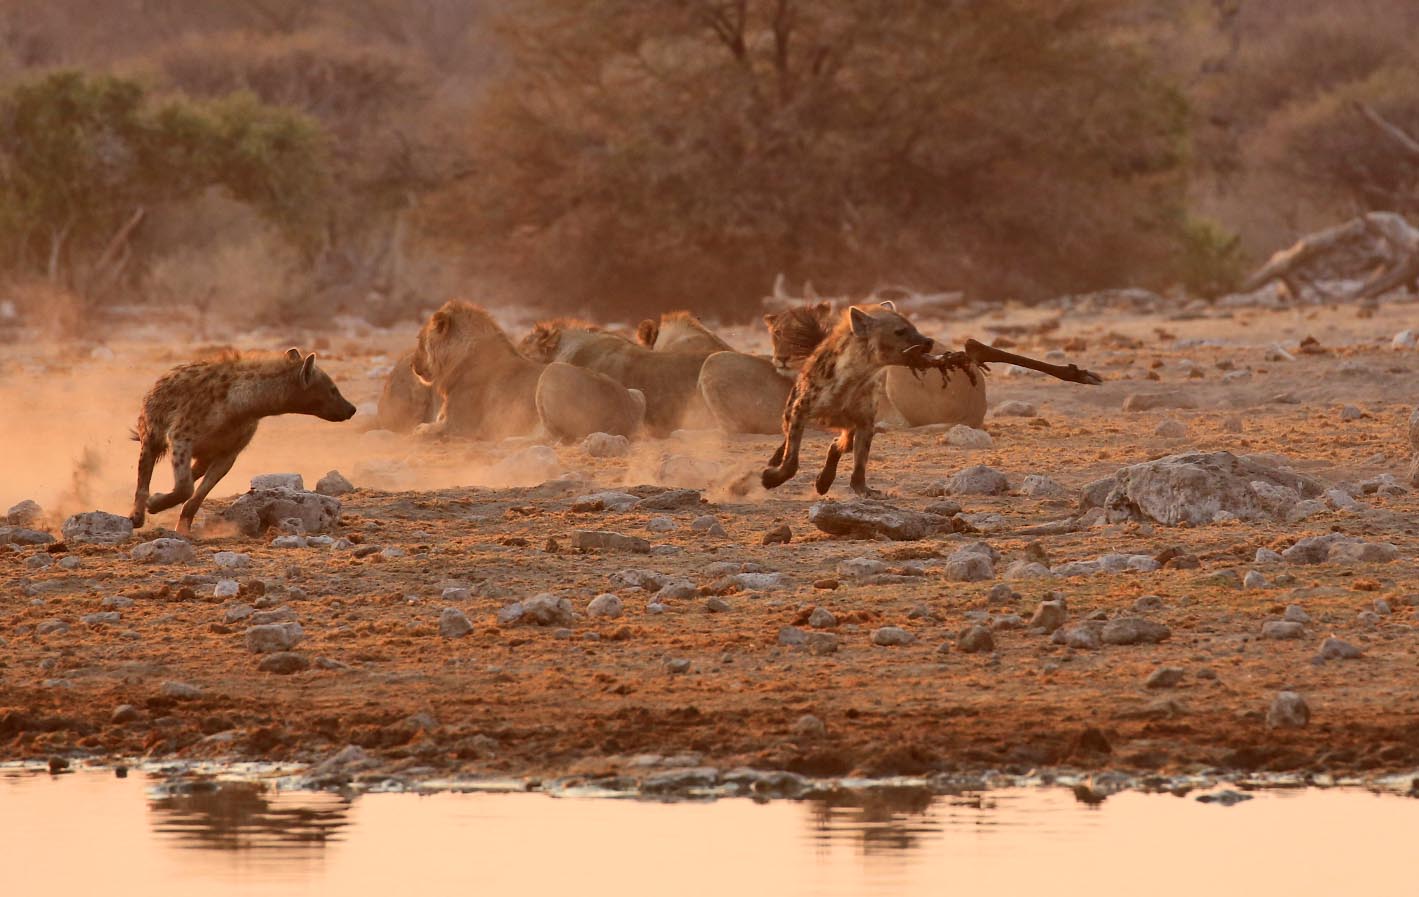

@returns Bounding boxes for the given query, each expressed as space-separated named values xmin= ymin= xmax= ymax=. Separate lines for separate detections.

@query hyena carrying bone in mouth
xmin=130 ymin=349 xmax=357 ymax=535
xmin=761 ymin=302 xmax=1100 ymax=497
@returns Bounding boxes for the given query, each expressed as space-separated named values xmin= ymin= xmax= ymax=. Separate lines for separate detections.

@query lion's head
xmin=413 ymin=300 xmax=512 ymax=385
xmin=763 ymin=301 xmax=836 ymax=372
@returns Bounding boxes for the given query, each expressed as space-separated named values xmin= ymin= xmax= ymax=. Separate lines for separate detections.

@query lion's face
xmin=518 ymin=322 xmax=562 ymax=363
xmin=413 ymin=301 xmax=508 ymax=385
xmin=764 ymin=301 xmax=835 ymax=372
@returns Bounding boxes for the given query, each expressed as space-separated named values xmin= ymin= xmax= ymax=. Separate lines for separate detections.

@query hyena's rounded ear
xmin=285 ymin=347 xmax=302 ymax=361
xmin=300 ymin=352 xmax=317 ymax=387
xmin=636 ymin=319 xmax=659 ymax=347
xmin=848 ymin=306 xmax=874 ymax=337
xmin=879 ymin=299 xmax=897 ymax=312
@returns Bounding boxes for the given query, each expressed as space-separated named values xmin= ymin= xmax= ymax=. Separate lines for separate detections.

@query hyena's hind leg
xmin=177 ymin=451 xmax=239 ymax=536
xmin=761 ymin=411 xmax=806 ymax=490
xmin=848 ymin=425 xmax=884 ymax=498
xmin=814 ymin=429 xmax=855 ymax=495
xmin=130 ymin=438 xmax=164 ymax=527
xmin=146 ymin=438 xmax=195 ymax=514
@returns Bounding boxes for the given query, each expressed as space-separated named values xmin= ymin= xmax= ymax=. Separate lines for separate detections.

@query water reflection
xmin=806 ymin=785 xmax=942 ymax=854
xmin=149 ymin=779 xmax=351 ymax=853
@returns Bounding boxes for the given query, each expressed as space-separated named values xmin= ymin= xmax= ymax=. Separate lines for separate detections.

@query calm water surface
xmin=4 ymin=770 xmax=1414 ymax=896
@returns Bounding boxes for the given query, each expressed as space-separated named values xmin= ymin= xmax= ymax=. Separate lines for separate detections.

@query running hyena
xmin=130 ymin=348 xmax=356 ymax=534
xmin=761 ymin=303 xmax=974 ymax=497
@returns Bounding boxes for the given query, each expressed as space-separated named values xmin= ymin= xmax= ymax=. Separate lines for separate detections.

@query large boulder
xmin=808 ymin=500 xmax=951 ymax=541
xmin=1081 ymin=451 xmax=1325 ymax=526
xmin=221 ymin=489 xmax=340 ymax=537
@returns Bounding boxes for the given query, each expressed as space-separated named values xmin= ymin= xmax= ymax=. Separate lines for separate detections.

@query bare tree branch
xmin=1354 ymin=100 xmax=1419 ymax=160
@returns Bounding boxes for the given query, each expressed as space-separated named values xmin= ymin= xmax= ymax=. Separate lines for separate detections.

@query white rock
xmin=586 ymin=593 xmax=624 ymax=618
xmin=945 ymin=425 xmax=993 ymax=449
xmin=1019 ymin=474 xmax=1068 ymax=499
xmin=993 ymin=400 xmax=1037 ymax=417
xmin=251 ymin=473 xmax=304 ymax=491
xmin=214 ymin=579 xmax=240 ymax=598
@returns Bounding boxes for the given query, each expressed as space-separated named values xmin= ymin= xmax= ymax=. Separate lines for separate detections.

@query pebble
xmin=993 ymin=400 xmax=1037 ymax=417
xmin=244 ymin=622 xmax=304 ymax=653
xmin=1029 ymin=600 xmax=1066 ymax=633
xmin=257 ymin=652 xmax=310 ymax=674
xmin=838 ymin=557 xmax=886 ymax=579
xmin=571 ymin=530 xmax=651 ymax=554
xmin=705 ymin=597 xmax=731 ymax=613
xmin=1242 ymin=570 xmax=1267 ymax=589
xmin=690 ymin=515 xmax=727 ymax=537
xmin=161 ymin=681 xmax=202 ymax=699
xmin=582 ymin=432 xmax=631 ymax=458
xmin=871 ymin=626 xmax=916 ymax=647
xmin=586 ymin=594 xmax=624 ymax=619
xmin=1317 ymin=637 xmax=1362 ymax=661
xmin=1100 ymin=617 xmax=1171 ymax=645
xmin=1266 ymin=691 xmax=1310 ymax=728
xmin=1145 ymin=666 xmax=1185 ymax=688
xmin=957 ymin=625 xmax=995 ymax=653
xmin=806 ymin=633 xmax=839 ymax=656
xmin=945 ymin=425 xmax=993 ymax=449
xmin=761 ymin=524 xmax=792 ymax=545
xmin=439 ymin=608 xmax=473 ymax=638
xmin=665 ymin=658 xmax=691 ymax=674
xmin=808 ymin=607 xmax=837 ymax=629
xmin=646 ymin=516 xmax=677 ymax=534
xmin=1282 ymin=605 xmax=1311 ymax=624
xmin=1154 ymin=419 xmax=1188 ymax=438
xmin=1260 ymin=620 xmax=1305 ymax=640
xmin=778 ymin=626 xmax=809 ymax=647
xmin=794 ymin=714 xmax=826 ymax=738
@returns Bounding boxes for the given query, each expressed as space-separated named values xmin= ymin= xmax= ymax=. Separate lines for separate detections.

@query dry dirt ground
xmin=4 ymin=297 xmax=1419 ymax=784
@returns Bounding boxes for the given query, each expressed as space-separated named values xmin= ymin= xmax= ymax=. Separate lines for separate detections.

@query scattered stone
xmin=586 ymin=594 xmax=624 ymax=619
xmin=257 ymin=652 xmax=311 ymax=674
xmin=1004 ymin=560 xmax=1052 ymax=580
xmin=81 ymin=611 xmax=120 ymax=626
xmin=1260 ymin=620 xmax=1305 ymax=640
xmin=223 ymin=604 xmax=254 ymax=624
xmin=794 ymin=714 xmax=826 ymax=738
xmin=572 ymin=491 xmax=640 ymax=512
xmin=778 ymin=626 xmax=809 ymax=647
xmin=1196 ymin=790 xmax=1253 ymax=806
xmin=111 ymin=704 xmax=141 ymax=724
xmin=1145 ymin=666 xmax=1185 ymax=688
xmin=244 ymin=622 xmax=304 ymax=653
xmin=1154 ymin=419 xmax=1188 ymax=438
xmin=1318 ymin=637 xmax=1362 ymax=661
xmin=56 ymin=556 xmax=79 ymax=570
xmin=721 ymin=572 xmax=789 ymax=592
xmin=251 ymin=473 xmax=304 ymax=491
xmin=1053 ymin=624 xmax=1102 ymax=650
xmin=1029 ymin=600 xmax=1067 ymax=633
xmin=654 ymin=580 xmax=698 ymax=602
xmin=315 ymin=470 xmax=355 ymax=496
xmin=808 ymin=607 xmax=837 ymax=629
xmin=1393 ymin=330 xmax=1417 ymax=350
xmin=571 ymin=530 xmax=651 ymax=553
xmin=807 ymin=632 xmax=840 ymax=656
xmin=35 ymin=620 xmax=70 ymax=636
xmin=24 ymin=554 xmax=52 ymax=570
xmin=646 ymin=516 xmax=677 ymax=534
xmin=761 ymin=524 xmax=792 ymax=545
xmin=582 ymin=432 xmax=631 ymax=458
xmin=943 ymin=548 xmax=994 ymax=582
xmin=957 ymin=625 xmax=995 ymax=653
xmin=1266 ymin=691 xmax=1310 ymax=728
xmin=516 ymin=594 xmax=576 ymax=626
xmin=62 ymin=511 xmax=133 ymax=545
xmin=161 ymin=681 xmax=202 ymax=699
xmin=808 ymin=499 xmax=946 ymax=541
xmin=690 ymin=515 xmax=727 ymax=537
xmin=1282 ymin=534 xmax=1397 ymax=565
xmin=871 ymin=626 xmax=916 ymax=647
xmin=223 ymin=489 xmax=339 ymax=537
xmin=1122 ymin=391 xmax=1198 ymax=412
xmin=838 ymin=557 xmax=886 ymax=579
xmin=101 ymin=596 xmax=134 ymax=609
xmin=1019 ymin=474 xmax=1068 ymax=499
xmin=665 ymin=658 xmax=691 ymax=674
xmin=1243 ymin=570 xmax=1267 ymax=589
xmin=944 ymin=465 xmax=1010 ymax=496
xmin=0 ymin=526 xmax=55 ymax=546
xmin=634 ymin=489 xmax=703 ymax=511
xmin=993 ymin=400 xmax=1037 ymax=417
xmin=705 ymin=597 xmax=731 ymax=613
xmin=945 ymin=425 xmax=993 ymax=449
xmin=1283 ymin=605 xmax=1311 ymax=624
xmin=439 ymin=608 xmax=473 ymax=638
xmin=1101 ymin=617 xmax=1171 ymax=645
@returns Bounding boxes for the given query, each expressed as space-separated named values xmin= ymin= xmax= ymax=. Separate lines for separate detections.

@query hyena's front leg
xmin=815 ymin=429 xmax=854 ymax=495
xmin=761 ymin=407 xmax=806 ymax=490
xmin=130 ymin=441 xmax=160 ymax=527
xmin=848 ymin=425 xmax=884 ymax=498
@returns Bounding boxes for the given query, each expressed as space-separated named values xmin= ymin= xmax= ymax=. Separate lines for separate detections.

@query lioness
xmin=415 ymin=302 xmax=644 ymax=441
xmin=521 ymin=319 xmax=711 ymax=435
xmin=636 ymin=311 xmax=734 ymax=355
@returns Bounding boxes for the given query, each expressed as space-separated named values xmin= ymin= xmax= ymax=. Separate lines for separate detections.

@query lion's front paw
xmin=414 ymin=421 xmax=447 ymax=439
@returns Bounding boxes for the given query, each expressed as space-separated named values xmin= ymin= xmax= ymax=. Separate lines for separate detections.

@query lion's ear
xmin=762 ymin=313 xmax=779 ymax=328
xmin=814 ymin=301 xmax=831 ymax=314
xmin=636 ymin=319 xmax=659 ymax=347
xmin=430 ymin=310 xmax=452 ymax=334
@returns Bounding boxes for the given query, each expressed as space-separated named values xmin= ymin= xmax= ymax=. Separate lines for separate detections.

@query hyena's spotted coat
xmin=761 ymin=303 xmax=971 ymax=497
xmin=130 ymin=348 xmax=356 ymax=535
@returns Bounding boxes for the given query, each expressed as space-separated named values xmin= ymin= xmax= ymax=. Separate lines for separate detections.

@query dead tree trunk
xmin=1241 ymin=212 xmax=1419 ymax=301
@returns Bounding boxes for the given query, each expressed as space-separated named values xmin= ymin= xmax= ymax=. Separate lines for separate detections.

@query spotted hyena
xmin=130 ymin=348 xmax=356 ymax=534
xmin=761 ymin=302 xmax=972 ymax=497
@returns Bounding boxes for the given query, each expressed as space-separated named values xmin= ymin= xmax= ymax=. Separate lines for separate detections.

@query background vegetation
xmin=0 ymin=0 xmax=1415 ymax=325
